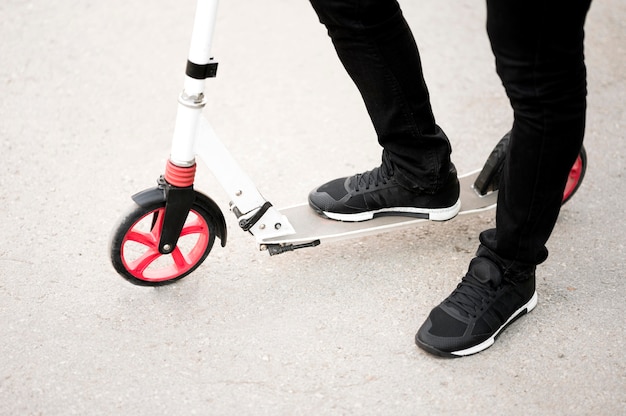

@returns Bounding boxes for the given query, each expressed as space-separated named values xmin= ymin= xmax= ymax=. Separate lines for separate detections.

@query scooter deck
xmin=260 ymin=170 xmax=497 ymax=249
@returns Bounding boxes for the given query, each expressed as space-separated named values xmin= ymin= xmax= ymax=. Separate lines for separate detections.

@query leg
xmin=416 ymin=0 xmax=592 ymax=357
xmin=481 ymin=0 xmax=591 ymax=268
xmin=308 ymin=0 xmax=459 ymax=222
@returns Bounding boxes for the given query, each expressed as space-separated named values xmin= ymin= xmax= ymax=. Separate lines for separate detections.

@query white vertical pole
xmin=184 ymin=0 xmax=219 ymax=95
xmin=169 ymin=0 xmax=219 ymax=166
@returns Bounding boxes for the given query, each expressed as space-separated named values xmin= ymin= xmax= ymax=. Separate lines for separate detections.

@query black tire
xmin=473 ymin=132 xmax=511 ymax=196
xmin=110 ymin=200 xmax=216 ymax=286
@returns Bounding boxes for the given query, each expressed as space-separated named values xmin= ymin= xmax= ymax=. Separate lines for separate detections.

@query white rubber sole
xmin=322 ymin=198 xmax=461 ymax=222
xmin=451 ymin=291 xmax=538 ymax=357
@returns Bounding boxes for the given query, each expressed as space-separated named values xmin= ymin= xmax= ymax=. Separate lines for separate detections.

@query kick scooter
xmin=109 ymin=0 xmax=587 ymax=286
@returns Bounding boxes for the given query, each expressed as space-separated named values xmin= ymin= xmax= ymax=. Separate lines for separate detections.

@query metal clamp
xmin=186 ymin=59 xmax=219 ymax=79
xmin=237 ymin=202 xmax=273 ymax=232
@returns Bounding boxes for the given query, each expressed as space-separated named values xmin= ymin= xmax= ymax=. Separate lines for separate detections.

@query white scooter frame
xmin=168 ymin=0 xmax=298 ymax=243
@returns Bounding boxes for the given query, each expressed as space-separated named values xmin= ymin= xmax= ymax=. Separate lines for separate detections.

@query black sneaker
xmin=415 ymin=255 xmax=537 ymax=357
xmin=308 ymin=162 xmax=460 ymax=222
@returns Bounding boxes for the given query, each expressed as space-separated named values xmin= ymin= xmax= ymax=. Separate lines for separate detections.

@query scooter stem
xmin=169 ymin=0 xmax=219 ymax=166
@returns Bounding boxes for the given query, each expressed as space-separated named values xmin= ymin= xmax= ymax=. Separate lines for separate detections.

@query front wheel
xmin=110 ymin=200 xmax=217 ymax=286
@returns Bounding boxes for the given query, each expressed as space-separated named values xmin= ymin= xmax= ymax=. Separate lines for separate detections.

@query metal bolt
xmin=275 ymin=223 xmax=282 ymax=230
xmin=259 ymin=224 xmax=266 ymax=230
xmin=162 ymin=244 xmax=172 ymax=252
xmin=235 ymin=190 xmax=242 ymax=196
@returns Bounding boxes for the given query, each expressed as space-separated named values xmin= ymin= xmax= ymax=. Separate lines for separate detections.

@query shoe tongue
xmin=468 ymin=257 xmax=502 ymax=286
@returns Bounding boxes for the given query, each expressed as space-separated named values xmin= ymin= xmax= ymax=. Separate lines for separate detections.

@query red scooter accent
xmin=164 ymin=160 xmax=197 ymax=188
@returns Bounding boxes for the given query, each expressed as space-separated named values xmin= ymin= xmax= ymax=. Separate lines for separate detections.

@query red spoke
xmin=128 ymin=248 xmax=162 ymax=275
xmin=180 ymin=218 xmax=207 ymax=237
xmin=170 ymin=246 xmax=189 ymax=270
xmin=124 ymin=230 xmax=156 ymax=248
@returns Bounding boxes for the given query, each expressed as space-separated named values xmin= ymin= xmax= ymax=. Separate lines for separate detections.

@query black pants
xmin=309 ymin=0 xmax=592 ymax=269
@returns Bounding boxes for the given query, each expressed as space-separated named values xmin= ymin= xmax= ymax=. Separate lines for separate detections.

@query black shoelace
xmin=446 ymin=275 xmax=499 ymax=318
xmin=353 ymin=163 xmax=394 ymax=192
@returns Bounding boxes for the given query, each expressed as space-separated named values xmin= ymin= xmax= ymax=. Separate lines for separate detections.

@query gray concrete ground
xmin=1 ymin=0 xmax=625 ymax=414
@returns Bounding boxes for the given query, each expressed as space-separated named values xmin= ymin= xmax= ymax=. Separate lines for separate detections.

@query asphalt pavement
xmin=1 ymin=0 xmax=625 ymax=414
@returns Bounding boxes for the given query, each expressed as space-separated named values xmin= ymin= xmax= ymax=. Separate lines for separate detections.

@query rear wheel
xmin=474 ymin=133 xmax=587 ymax=205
